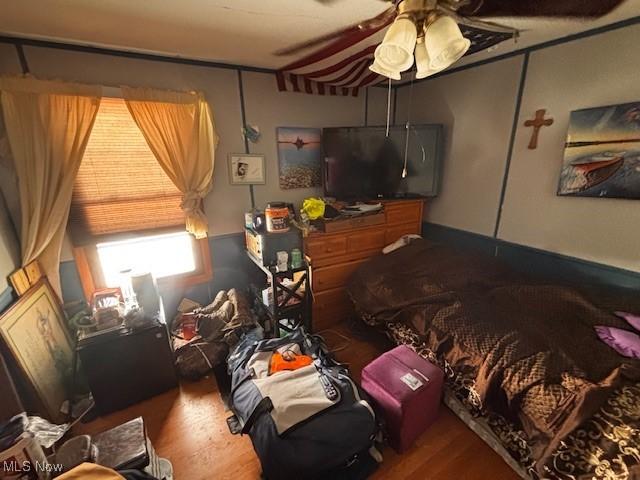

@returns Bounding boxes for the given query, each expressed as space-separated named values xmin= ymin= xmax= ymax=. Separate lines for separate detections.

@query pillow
xmin=595 ymin=325 xmax=640 ymax=359
xmin=614 ymin=311 xmax=640 ymax=331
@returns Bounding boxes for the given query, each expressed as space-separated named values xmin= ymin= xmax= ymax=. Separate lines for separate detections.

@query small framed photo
xmin=24 ymin=261 xmax=43 ymax=285
xmin=228 ymin=154 xmax=266 ymax=185
xmin=9 ymin=268 xmax=30 ymax=296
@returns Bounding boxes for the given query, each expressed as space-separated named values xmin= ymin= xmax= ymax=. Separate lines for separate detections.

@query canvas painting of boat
xmin=277 ymin=127 xmax=322 ymax=189
xmin=558 ymin=101 xmax=640 ymax=199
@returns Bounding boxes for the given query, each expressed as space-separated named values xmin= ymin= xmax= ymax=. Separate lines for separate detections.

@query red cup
xmin=181 ymin=313 xmax=197 ymax=340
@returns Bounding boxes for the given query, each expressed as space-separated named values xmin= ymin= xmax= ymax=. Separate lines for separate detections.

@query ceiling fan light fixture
xmin=374 ymin=16 xmax=417 ymax=71
xmin=424 ymin=15 xmax=471 ymax=71
xmin=369 ymin=59 xmax=401 ymax=81
xmin=415 ymin=38 xmax=441 ymax=79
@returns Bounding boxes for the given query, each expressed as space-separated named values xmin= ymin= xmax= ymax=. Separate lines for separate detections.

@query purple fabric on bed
xmin=595 ymin=325 xmax=640 ymax=359
xmin=614 ymin=311 xmax=640 ymax=331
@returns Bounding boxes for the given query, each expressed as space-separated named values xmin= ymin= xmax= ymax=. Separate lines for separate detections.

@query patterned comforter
xmin=347 ymin=239 xmax=640 ymax=479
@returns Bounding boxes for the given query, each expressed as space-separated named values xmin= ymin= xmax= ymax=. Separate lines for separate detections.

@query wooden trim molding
xmin=73 ymin=246 xmax=96 ymax=302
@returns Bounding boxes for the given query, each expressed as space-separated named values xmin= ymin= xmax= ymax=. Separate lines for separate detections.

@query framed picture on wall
xmin=276 ymin=127 xmax=322 ymax=189
xmin=228 ymin=154 xmax=266 ymax=185
xmin=0 ymin=280 xmax=73 ymax=423
xmin=558 ymin=101 xmax=640 ymax=199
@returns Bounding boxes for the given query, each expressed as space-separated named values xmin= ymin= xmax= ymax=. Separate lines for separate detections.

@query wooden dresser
xmin=304 ymin=200 xmax=425 ymax=331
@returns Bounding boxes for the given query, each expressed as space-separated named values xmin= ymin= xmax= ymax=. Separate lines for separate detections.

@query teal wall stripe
xmin=0 ymin=287 xmax=15 ymax=314
xmin=423 ymin=222 xmax=640 ymax=291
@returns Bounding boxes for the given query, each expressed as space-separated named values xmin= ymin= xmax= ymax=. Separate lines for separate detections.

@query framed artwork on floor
xmin=558 ymin=101 xmax=640 ymax=199
xmin=0 ymin=280 xmax=73 ymax=422
xmin=277 ymin=127 xmax=322 ymax=189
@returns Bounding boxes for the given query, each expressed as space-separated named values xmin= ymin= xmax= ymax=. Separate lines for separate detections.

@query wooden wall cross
xmin=524 ymin=109 xmax=554 ymax=149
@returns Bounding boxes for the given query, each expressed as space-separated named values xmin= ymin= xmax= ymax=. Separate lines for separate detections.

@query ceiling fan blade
xmin=274 ymin=6 xmax=396 ymax=56
xmin=458 ymin=0 xmax=626 ymax=18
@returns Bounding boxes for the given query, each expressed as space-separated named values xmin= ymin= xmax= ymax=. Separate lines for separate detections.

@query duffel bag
xmin=226 ymin=328 xmax=381 ymax=480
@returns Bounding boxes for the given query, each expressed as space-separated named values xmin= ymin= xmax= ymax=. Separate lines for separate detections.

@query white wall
xmin=367 ymin=85 xmax=393 ymax=126
xmin=499 ymin=25 xmax=640 ymax=272
xmin=0 ymin=44 xmax=379 ymax=262
xmin=241 ymin=71 xmax=366 ymax=208
xmin=396 ymin=56 xmax=523 ymax=235
xmin=396 ymin=22 xmax=640 ymax=272
xmin=0 ymin=44 xmax=21 ymax=74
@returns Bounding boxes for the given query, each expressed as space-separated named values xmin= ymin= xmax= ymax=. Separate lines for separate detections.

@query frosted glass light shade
xmin=425 ymin=16 xmax=470 ymax=71
xmin=374 ymin=17 xmax=417 ymax=71
xmin=415 ymin=40 xmax=442 ymax=79
xmin=369 ymin=59 xmax=401 ymax=81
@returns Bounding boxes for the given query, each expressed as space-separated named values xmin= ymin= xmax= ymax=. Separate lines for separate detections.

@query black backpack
xmin=226 ymin=329 xmax=381 ymax=480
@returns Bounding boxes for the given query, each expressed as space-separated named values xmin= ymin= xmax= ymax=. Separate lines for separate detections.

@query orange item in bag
xmin=269 ymin=352 xmax=313 ymax=375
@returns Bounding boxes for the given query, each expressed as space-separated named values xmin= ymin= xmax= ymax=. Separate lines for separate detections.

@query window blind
xmin=69 ymin=98 xmax=185 ymax=243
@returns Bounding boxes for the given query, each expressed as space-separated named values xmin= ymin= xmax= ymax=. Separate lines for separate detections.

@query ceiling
xmin=1 ymin=0 xmax=639 ymax=71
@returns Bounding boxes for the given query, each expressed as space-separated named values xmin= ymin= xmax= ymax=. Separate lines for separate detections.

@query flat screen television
xmin=322 ymin=125 xmax=443 ymax=200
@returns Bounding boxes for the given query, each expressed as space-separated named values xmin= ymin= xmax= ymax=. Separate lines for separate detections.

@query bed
xmin=346 ymin=239 xmax=640 ymax=479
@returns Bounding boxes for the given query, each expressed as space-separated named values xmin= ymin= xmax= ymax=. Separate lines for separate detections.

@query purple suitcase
xmin=361 ymin=345 xmax=444 ymax=452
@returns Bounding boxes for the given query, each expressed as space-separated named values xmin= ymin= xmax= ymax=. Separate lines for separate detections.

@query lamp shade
xmin=425 ymin=16 xmax=470 ymax=71
xmin=369 ymin=59 xmax=401 ymax=81
xmin=374 ymin=16 xmax=417 ymax=72
xmin=415 ymin=39 xmax=442 ymax=79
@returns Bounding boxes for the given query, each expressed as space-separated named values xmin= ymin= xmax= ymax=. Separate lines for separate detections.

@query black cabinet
xmin=77 ymin=323 xmax=178 ymax=415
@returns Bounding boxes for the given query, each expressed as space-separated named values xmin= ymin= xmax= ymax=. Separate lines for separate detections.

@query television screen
xmin=322 ymin=125 xmax=442 ymax=200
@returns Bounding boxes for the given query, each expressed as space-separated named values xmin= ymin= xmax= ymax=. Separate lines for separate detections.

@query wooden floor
xmin=75 ymin=322 xmax=519 ymax=480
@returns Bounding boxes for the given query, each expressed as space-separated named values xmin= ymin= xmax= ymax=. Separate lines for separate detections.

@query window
xmin=69 ymin=97 xmax=185 ymax=242
xmin=71 ymin=97 xmax=211 ymax=299
xmin=97 ymin=232 xmax=197 ymax=287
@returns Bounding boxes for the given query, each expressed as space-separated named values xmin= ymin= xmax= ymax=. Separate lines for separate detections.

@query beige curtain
xmin=122 ymin=87 xmax=218 ymax=239
xmin=0 ymin=76 xmax=101 ymax=295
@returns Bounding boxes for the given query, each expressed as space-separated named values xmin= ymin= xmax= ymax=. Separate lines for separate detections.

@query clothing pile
xmin=173 ymin=288 xmax=257 ymax=380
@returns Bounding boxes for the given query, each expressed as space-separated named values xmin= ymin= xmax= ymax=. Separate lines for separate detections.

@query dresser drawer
xmin=346 ymin=229 xmax=386 ymax=254
xmin=386 ymin=223 xmax=421 ymax=244
xmin=312 ymin=288 xmax=354 ymax=330
xmin=313 ymin=259 xmax=368 ymax=292
xmin=306 ymin=236 xmax=347 ymax=259
xmin=385 ymin=202 xmax=422 ymax=226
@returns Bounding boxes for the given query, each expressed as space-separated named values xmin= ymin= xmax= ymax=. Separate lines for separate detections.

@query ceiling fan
xmin=276 ymin=0 xmax=625 ymax=80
